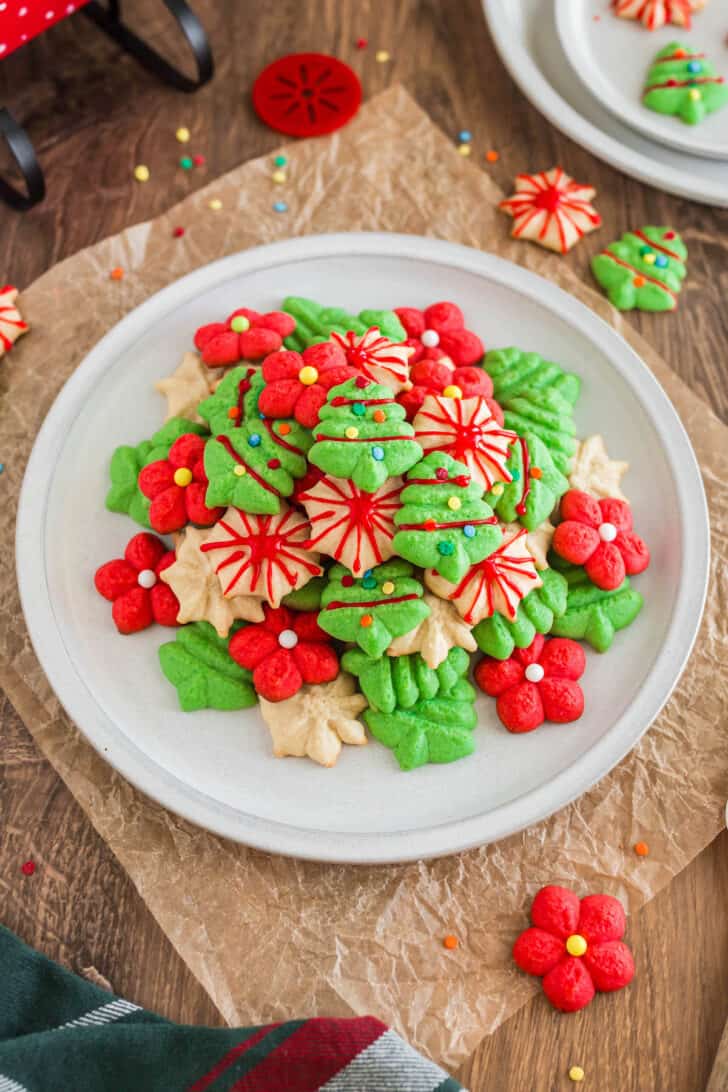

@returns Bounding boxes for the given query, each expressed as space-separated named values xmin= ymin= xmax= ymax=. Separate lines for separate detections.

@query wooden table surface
xmin=1 ymin=2 xmax=727 ymax=1089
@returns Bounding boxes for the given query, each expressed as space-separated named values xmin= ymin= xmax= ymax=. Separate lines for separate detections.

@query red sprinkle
xmin=341 ymin=574 xmax=355 ymax=587
xmin=173 ymin=226 xmax=185 ymax=237
xmin=267 ymin=458 xmax=281 ymax=469
xmin=21 ymin=860 xmax=36 ymax=876
xmin=193 ymin=155 xmax=206 ymax=167
xmin=356 ymin=37 xmax=368 ymax=48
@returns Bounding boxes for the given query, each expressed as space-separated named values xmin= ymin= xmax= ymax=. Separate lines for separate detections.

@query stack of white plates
xmin=483 ymin=0 xmax=728 ymax=207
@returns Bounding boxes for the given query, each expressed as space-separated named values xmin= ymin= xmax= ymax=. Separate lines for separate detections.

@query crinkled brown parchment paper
xmin=1 ymin=87 xmax=726 ymax=1069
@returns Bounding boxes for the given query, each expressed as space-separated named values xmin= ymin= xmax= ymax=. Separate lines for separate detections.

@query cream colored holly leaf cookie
xmin=569 ymin=435 xmax=629 ymax=502
xmin=154 ymin=351 xmax=223 ymax=423
xmin=502 ymin=519 xmax=555 ymax=571
xmin=387 ymin=592 xmax=476 ymax=669
xmin=160 ymin=526 xmax=264 ymax=637
xmin=259 ymin=674 xmax=368 ymax=768
xmin=0 ymin=285 xmax=29 ymax=358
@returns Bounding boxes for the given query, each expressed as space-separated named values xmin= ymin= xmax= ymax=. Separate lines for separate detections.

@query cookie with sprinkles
xmin=485 ymin=433 xmax=569 ymax=531
xmin=643 ymin=42 xmax=728 ymax=125
xmin=299 ymin=474 xmax=403 ymax=575
xmin=591 ymin=226 xmax=687 ymax=311
xmin=412 ymin=394 xmax=518 ymax=492
xmin=499 ymin=168 xmax=601 ymax=254
xmin=393 ymin=451 xmax=502 ymax=583
xmin=309 ymin=376 xmax=422 ymax=492
xmin=204 ymin=418 xmax=309 ymax=514
xmin=318 ymin=560 xmax=430 ymax=658
xmin=200 ymin=504 xmax=323 ymax=607
xmin=330 ymin=326 xmax=413 ymax=393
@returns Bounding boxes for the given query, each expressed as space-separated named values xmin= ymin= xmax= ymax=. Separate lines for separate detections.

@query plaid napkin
xmin=0 ymin=927 xmax=463 ymax=1091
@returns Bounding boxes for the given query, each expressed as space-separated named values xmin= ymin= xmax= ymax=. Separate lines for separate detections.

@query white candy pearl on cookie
xmin=137 ymin=569 xmax=157 ymax=589
xmin=598 ymin=522 xmax=617 ymax=543
xmin=421 ymin=329 xmax=440 ymax=348
xmin=278 ymin=629 xmax=298 ymax=650
xmin=525 ymin=663 xmax=544 ymax=683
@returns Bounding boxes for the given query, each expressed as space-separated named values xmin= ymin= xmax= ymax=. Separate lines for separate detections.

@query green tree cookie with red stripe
xmin=392 ymin=452 xmax=502 ymax=583
xmin=591 ymin=226 xmax=687 ymax=312
xmin=318 ymin=560 xmax=430 ymax=658
xmin=204 ymin=419 xmax=309 ymax=514
xmin=644 ymin=42 xmax=728 ymax=126
xmin=309 ymin=376 xmax=422 ymax=492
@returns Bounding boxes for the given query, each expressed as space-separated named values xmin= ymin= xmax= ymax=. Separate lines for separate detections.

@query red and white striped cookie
xmin=412 ymin=394 xmax=517 ymax=491
xmin=499 ymin=167 xmax=602 ymax=254
xmin=330 ymin=327 xmax=413 ymax=393
xmin=299 ymin=474 xmax=403 ymax=575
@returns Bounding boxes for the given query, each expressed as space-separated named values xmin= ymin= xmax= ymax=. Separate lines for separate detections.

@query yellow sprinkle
xmin=133 ymin=164 xmax=150 ymax=182
xmin=272 ymin=169 xmax=287 ymax=184
xmin=233 ymin=465 xmax=246 ymax=477
xmin=382 ymin=581 xmax=395 ymax=594
xmin=491 ymin=483 xmax=504 ymax=496
xmin=458 ymin=144 xmax=471 ymax=157
xmin=345 ymin=426 xmax=359 ymax=439
xmin=298 ymin=365 xmax=318 ymax=385
xmin=375 ymin=50 xmax=390 ymax=62
xmin=643 ymin=253 xmax=656 ymax=266
xmin=173 ymin=467 xmax=193 ymax=487
xmin=689 ymin=88 xmax=701 ymax=102
xmin=447 ymin=496 xmax=462 ymax=512
xmin=208 ymin=198 xmax=223 ymax=211
xmin=565 ymin=934 xmax=588 ymax=957
xmin=442 ymin=384 xmax=462 ymax=399
xmin=175 ymin=127 xmax=191 ymax=143
xmin=569 ymin=1065 xmax=585 ymax=1082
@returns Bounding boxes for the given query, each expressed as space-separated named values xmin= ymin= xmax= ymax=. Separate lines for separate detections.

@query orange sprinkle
xmin=373 ymin=409 xmax=386 ymax=423
xmin=634 ymin=841 xmax=649 ymax=857
xmin=530 ymin=466 xmax=543 ymax=480
xmin=110 ymin=267 xmax=124 ymax=280
xmin=227 ymin=407 xmax=240 ymax=419
xmin=360 ymin=614 xmax=373 ymax=628
xmin=633 ymin=276 xmax=646 ymax=288
xmin=485 ymin=150 xmax=500 ymax=163
xmin=278 ymin=422 xmax=291 ymax=436
xmin=443 ymin=934 xmax=459 ymax=950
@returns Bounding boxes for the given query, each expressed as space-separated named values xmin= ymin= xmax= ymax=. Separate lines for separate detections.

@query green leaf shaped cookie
xmin=309 ymin=377 xmax=422 ymax=492
xmin=499 ymin=388 xmax=576 ymax=476
xmin=158 ymin=621 xmax=257 ymax=711
xmin=483 ymin=347 xmax=581 ymax=406
xmin=106 ymin=416 xmax=207 ymax=528
xmin=591 ymin=226 xmax=687 ymax=312
xmin=472 ymin=567 xmax=568 ymax=660
xmin=204 ymin=422 xmax=308 ymax=514
xmin=363 ymin=676 xmax=477 ymax=771
xmin=485 ymin=433 xmax=569 ymax=531
xmin=392 ymin=451 xmax=501 ymax=583
xmin=548 ymin=561 xmax=644 ymax=652
xmin=342 ymin=646 xmax=471 ymax=713
xmin=318 ymin=560 xmax=430 ymax=658
xmin=282 ymin=575 xmax=328 ymax=612
xmin=282 ymin=296 xmax=406 ymax=352
xmin=644 ymin=42 xmax=728 ymax=126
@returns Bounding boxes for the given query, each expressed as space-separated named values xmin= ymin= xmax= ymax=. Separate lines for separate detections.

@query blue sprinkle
xmin=0 ymin=464 xmax=4 ymax=475
xmin=273 ymin=200 xmax=288 ymax=213
xmin=248 ymin=433 xmax=262 ymax=447
xmin=688 ymin=60 xmax=702 ymax=74
xmin=363 ymin=569 xmax=373 ymax=578
xmin=259 ymin=412 xmax=266 ymax=419
xmin=371 ymin=446 xmax=385 ymax=461
xmin=655 ymin=254 xmax=669 ymax=268
xmin=463 ymin=524 xmax=476 ymax=539
xmin=352 ymin=402 xmax=366 ymax=416
xmin=458 ymin=130 xmax=472 ymax=143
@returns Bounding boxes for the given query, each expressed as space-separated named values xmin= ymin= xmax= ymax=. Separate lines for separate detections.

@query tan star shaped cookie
xmin=259 ymin=674 xmax=367 ymax=768
xmin=569 ymin=435 xmax=629 ymax=501
xmin=154 ymin=351 xmax=223 ymax=423
xmin=387 ymin=592 xmax=476 ymax=669
xmin=160 ymin=527 xmax=265 ymax=637
xmin=0 ymin=285 xmax=29 ymax=358
xmin=502 ymin=519 xmax=555 ymax=571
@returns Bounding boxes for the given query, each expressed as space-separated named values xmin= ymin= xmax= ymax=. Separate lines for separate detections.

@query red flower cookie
xmin=552 ymin=489 xmax=650 ymax=591
xmin=138 ymin=434 xmax=223 ymax=535
xmin=398 ymin=358 xmax=503 ymax=424
xmin=94 ymin=533 xmax=180 ymax=634
xmin=394 ymin=301 xmax=485 ymax=367
xmin=229 ymin=604 xmax=339 ymax=702
xmin=258 ymin=342 xmax=357 ymax=428
xmin=194 ymin=308 xmax=296 ymax=368
xmin=475 ymin=634 xmax=585 ymax=732
xmin=513 ymin=884 xmax=635 ymax=1012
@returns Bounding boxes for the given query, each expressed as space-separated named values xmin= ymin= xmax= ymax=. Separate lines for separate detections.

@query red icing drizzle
xmin=645 ymin=76 xmax=724 ymax=92
xmin=324 ymin=593 xmax=420 ymax=611
xmin=200 ymin=509 xmax=321 ymax=598
xmin=329 ymin=396 xmax=395 ymax=408
xmin=515 ymin=437 xmax=531 ymax=516
xmin=314 ymin=433 xmax=406 ymax=443
xmin=632 ymin=229 xmax=682 ymax=261
xmin=600 ymin=252 xmax=677 ymax=300
xmin=261 ymin=416 xmax=305 ymax=457
xmin=406 ymin=475 xmax=472 ymax=488
xmin=215 ymin=435 xmax=281 ymax=497
xmin=397 ymin=517 xmax=498 ymax=531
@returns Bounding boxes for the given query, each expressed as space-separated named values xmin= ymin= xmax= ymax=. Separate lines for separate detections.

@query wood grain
xmin=1 ymin=2 xmax=726 ymax=1089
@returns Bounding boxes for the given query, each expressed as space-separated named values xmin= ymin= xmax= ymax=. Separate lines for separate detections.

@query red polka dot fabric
xmin=0 ymin=1 xmax=90 ymax=60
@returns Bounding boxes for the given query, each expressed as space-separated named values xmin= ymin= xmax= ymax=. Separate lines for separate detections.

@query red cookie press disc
xmin=252 ymin=52 xmax=362 ymax=138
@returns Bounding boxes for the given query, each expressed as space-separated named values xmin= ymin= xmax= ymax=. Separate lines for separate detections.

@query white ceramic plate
xmin=483 ymin=0 xmax=728 ymax=206
xmin=16 ymin=233 xmax=709 ymax=864
xmin=556 ymin=0 xmax=728 ymax=160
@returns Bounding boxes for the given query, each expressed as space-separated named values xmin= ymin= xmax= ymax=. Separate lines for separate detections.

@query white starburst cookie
xmin=387 ymin=592 xmax=476 ymax=668
xmin=569 ymin=435 xmax=629 ymax=501
xmin=154 ymin=351 xmax=224 ymax=423
xmin=499 ymin=167 xmax=602 ymax=254
xmin=259 ymin=674 xmax=368 ymax=767
xmin=502 ymin=519 xmax=555 ymax=571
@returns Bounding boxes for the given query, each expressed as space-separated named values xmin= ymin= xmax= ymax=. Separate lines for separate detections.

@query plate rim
xmin=483 ymin=0 xmax=728 ymax=207
xmin=555 ymin=0 xmax=728 ymax=161
xmin=15 ymin=231 xmax=710 ymax=864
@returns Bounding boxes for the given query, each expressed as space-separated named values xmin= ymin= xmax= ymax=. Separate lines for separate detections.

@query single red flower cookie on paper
xmin=94 ymin=533 xmax=180 ymax=634
xmin=228 ymin=604 xmax=339 ymax=702
xmin=258 ymin=342 xmax=357 ymax=428
xmin=474 ymin=634 xmax=586 ymax=733
xmin=552 ymin=489 xmax=650 ymax=591
xmin=513 ymin=885 xmax=635 ymax=1012
xmin=138 ymin=433 xmax=223 ymax=535
xmin=499 ymin=167 xmax=602 ymax=254
xmin=397 ymin=358 xmax=504 ymax=424
xmin=193 ymin=308 xmax=296 ymax=368
xmin=394 ymin=301 xmax=485 ymax=368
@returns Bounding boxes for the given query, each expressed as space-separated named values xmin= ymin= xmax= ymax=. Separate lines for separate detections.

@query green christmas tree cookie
xmin=591 ymin=226 xmax=687 ymax=312
xmin=644 ymin=42 xmax=728 ymax=126
xmin=282 ymin=296 xmax=406 ymax=352
xmin=318 ymin=560 xmax=430 ymax=658
xmin=472 ymin=568 xmax=568 ymax=660
xmin=549 ymin=560 xmax=643 ymax=652
xmin=106 ymin=417 xmax=208 ymax=528
xmin=483 ymin=347 xmax=581 ymax=406
xmin=485 ymin=433 xmax=569 ymax=531
xmin=197 ymin=365 xmax=261 ymax=434
xmin=158 ymin=621 xmax=257 ymax=712
xmin=342 ymin=646 xmax=471 ymax=714
xmin=392 ymin=451 xmax=501 ymax=583
xmin=309 ymin=377 xmax=422 ymax=492
xmin=204 ymin=419 xmax=308 ymax=514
